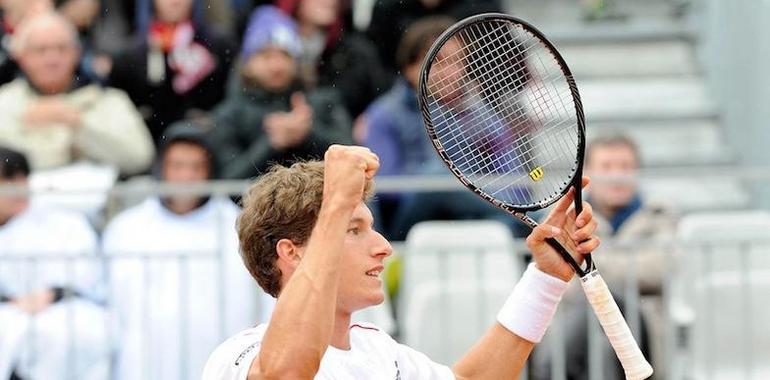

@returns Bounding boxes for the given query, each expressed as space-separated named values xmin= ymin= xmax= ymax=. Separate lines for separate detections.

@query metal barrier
xmin=1 ymin=178 xmax=770 ymax=379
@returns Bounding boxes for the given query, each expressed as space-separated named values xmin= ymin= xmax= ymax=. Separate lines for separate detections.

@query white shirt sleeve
xmin=202 ymin=327 xmax=264 ymax=380
xmin=395 ymin=342 xmax=455 ymax=379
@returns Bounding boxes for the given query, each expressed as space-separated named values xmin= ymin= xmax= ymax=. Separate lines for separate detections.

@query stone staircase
xmin=505 ymin=0 xmax=748 ymax=212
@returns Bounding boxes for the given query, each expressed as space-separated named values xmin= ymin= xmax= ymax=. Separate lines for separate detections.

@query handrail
xmin=0 ymin=166 xmax=769 ymax=196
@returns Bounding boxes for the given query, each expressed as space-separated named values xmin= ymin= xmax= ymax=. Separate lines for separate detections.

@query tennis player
xmin=203 ymin=145 xmax=599 ymax=379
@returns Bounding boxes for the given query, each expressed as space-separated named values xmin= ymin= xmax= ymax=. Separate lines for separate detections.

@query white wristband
xmin=497 ymin=263 xmax=569 ymax=343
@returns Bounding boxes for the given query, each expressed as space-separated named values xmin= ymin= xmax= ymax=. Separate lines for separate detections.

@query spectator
xmin=531 ymin=134 xmax=675 ymax=379
xmin=109 ymin=0 xmax=234 ymax=145
xmin=0 ymin=147 xmax=109 ymax=380
xmin=363 ymin=16 xmax=516 ymax=240
xmin=102 ymin=122 xmax=271 ymax=380
xmin=276 ymin=0 xmax=392 ymax=118
xmin=585 ymin=133 xmax=677 ymax=373
xmin=54 ymin=0 xmax=114 ymax=82
xmin=367 ymin=0 xmax=501 ymax=71
xmin=0 ymin=0 xmax=51 ymax=85
xmin=210 ymin=5 xmax=352 ymax=179
xmin=0 ymin=12 xmax=154 ymax=176
xmin=233 ymin=0 xmax=275 ymax=43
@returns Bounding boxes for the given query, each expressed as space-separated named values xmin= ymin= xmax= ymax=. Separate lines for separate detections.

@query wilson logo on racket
xmin=528 ymin=166 xmax=544 ymax=181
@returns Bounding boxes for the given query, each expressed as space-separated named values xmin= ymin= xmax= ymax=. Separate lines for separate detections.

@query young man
xmin=0 ymin=146 xmax=109 ymax=379
xmin=203 ymin=144 xmax=600 ymax=379
xmin=102 ymin=123 xmax=272 ymax=380
xmin=210 ymin=5 xmax=352 ymax=179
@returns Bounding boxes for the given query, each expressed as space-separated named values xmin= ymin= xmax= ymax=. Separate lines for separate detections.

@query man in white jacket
xmin=0 ymin=12 xmax=154 ymax=176
xmin=102 ymin=122 xmax=272 ymax=380
xmin=0 ymin=147 xmax=109 ymax=380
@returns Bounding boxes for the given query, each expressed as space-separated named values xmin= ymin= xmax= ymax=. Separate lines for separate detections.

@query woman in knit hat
xmin=275 ymin=0 xmax=393 ymax=119
xmin=208 ymin=5 xmax=352 ymax=180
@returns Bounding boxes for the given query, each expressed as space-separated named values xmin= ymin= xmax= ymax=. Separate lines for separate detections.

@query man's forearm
xmin=452 ymin=323 xmax=534 ymax=380
xmin=255 ymin=202 xmax=354 ymax=378
xmin=453 ymin=264 xmax=569 ymax=379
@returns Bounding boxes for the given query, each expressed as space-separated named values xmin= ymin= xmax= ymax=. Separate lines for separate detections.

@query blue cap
xmin=241 ymin=6 xmax=302 ymax=59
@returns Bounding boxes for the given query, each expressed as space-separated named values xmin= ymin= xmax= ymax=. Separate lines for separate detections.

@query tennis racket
xmin=417 ymin=13 xmax=653 ymax=380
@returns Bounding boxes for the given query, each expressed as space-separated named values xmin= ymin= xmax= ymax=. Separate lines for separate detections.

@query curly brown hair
xmin=237 ymin=160 xmax=375 ymax=297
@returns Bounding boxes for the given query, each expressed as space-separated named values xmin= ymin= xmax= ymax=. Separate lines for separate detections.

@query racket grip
xmin=581 ymin=270 xmax=653 ymax=380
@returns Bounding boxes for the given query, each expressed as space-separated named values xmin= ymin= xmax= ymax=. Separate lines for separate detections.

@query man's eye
xmin=347 ymin=228 xmax=360 ymax=235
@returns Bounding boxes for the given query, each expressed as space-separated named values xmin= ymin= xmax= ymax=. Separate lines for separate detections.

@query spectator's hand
xmin=352 ymin=115 xmax=368 ymax=144
xmin=264 ymin=93 xmax=314 ymax=150
xmin=12 ymin=289 xmax=55 ymax=315
xmin=322 ymin=145 xmax=379 ymax=210
xmin=264 ymin=112 xmax=292 ymax=150
xmin=91 ymin=54 xmax=114 ymax=79
xmin=527 ymin=177 xmax=600 ymax=281
xmin=283 ymin=93 xmax=313 ymax=145
xmin=23 ymin=99 xmax=82 ymax=127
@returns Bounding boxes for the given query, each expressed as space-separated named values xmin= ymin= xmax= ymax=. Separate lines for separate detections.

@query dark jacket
xmin=367 ymin=0 xmax=502 ymax=70
xmin=108 ymin=23 xmax=234 ymax=145
xmin=210 ymin=82 xmax=352 ymax=179
xmin=316 ymin=31 xmax=393 ymax=118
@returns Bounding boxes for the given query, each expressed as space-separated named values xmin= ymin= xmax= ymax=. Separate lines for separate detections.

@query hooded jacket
xmin=209 ymin=82 xmax=352 ymax=179
xmin=275 ymin=0 xmax=393 ymax=118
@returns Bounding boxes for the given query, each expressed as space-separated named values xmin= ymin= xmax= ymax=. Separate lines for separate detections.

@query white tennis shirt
xmin=203 ymin=322 xmax=455 ymax=379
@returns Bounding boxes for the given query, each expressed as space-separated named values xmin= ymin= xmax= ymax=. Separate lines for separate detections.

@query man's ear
xmin=276 ymin=238 xmax=303 ymax=269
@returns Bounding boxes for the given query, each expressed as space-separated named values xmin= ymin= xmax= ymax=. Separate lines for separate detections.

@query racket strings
xmin=430 ymin=24 xmax=577 ymax=164
xmin=434 ymin=73 xmax=576 ymax=171
xmin=443 ymin=115 xmax=576 ymax=189
xmin=424 ymin=19 xmax=580 ymax=207
xmin=428 ymin=28 xmax=539 ymax=105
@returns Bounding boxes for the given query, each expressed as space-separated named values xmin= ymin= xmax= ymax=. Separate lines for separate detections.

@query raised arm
xmin=452 ymin=178 xmax=600 ymax=380
xmin=249 ymin=145 xmax=379 ymax=379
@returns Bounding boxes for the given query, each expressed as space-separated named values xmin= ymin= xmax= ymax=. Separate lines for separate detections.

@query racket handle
xmin=581 ymin=270 xmax=653 ymax=380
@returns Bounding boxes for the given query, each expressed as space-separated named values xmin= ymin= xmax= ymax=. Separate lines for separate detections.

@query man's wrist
xmin=497 ymin=263 xmax=569 ymax=343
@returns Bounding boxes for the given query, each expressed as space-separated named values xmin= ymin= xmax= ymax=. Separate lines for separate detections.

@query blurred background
xmin=0 ymin=0 xmax=767 ymax=379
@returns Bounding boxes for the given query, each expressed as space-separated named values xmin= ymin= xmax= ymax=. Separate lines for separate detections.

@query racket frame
xmin=417 ymin=12 xmax=592 ymax=276
xmin=418 ymin=13 xmax=654 ymax=379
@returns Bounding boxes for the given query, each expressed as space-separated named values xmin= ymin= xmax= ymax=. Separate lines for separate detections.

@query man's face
xmin=243 ymin=46 xmax=297 ymax=93
xmin=585 ymin=144 xmax=639 ymax=211
xmin=297 ymin=0 xmax=338 ymax=28
xmin=17 ymin=21 xmax=79 ymax=94
xmin=161 ymin=141 xmax=210 ymax=213
xmin=298 ymin=202 xmax=393 ymax=314
xmin=427 ymin=37 xmax=466 ymax=105
xmin=154 ymin=0 xmax=192 ymax=24
xmin=0 ymin=175 xmax=29 ymax=224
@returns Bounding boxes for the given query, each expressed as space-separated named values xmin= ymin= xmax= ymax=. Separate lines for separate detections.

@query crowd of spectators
xmin=0 ymin=0 xmax=507 ymax=236
xmin=0 ymin=1 xmax=522 ymax=379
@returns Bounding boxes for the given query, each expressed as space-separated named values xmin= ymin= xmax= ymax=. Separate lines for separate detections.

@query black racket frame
xmin=417 ymin=13 xmax=594 ymax=277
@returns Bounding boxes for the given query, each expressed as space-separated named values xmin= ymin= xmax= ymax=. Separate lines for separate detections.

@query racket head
xmin=418 ymin=13 xmax=587 ymax=214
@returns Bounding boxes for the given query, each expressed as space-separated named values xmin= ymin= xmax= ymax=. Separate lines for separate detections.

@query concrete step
xmin=506 ymin=0 xmax=692 ymax=39
xmin=559 ymin=40 xmax=697 ymax=79
xmin=640 ymin=177 xmax=751 ymax=213
xmin=578 ymin=77 xmax=717 ymax=122
xmin=588 ymin=119 xmax=733 ymax=166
